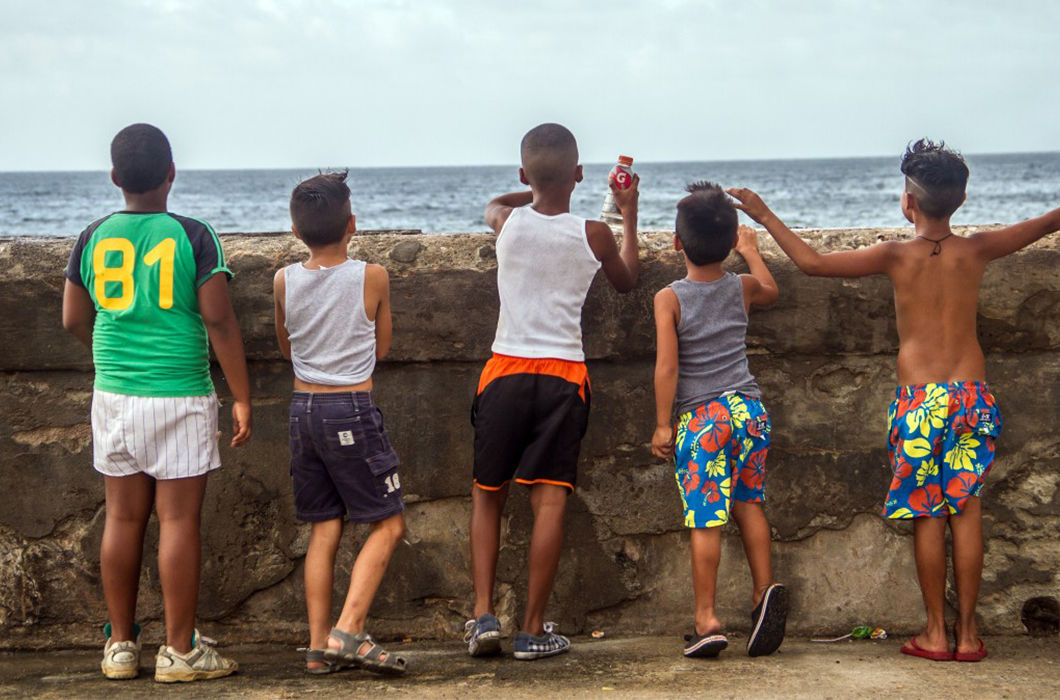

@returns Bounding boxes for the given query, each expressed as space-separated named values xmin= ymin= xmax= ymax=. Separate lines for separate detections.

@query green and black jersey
xmin=65 ymin=212 xmax=232 ymax=397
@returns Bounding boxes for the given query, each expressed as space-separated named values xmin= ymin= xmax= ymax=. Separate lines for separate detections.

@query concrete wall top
xmin=3 ymin=227 xmax=1058 ymax=371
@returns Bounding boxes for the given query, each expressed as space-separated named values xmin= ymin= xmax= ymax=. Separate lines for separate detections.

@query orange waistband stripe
xmin=477 ymin=353 xmax=590 ymax=399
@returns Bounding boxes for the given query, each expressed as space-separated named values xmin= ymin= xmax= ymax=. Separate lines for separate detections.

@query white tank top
xmin=491 ymin=206 xmax=602 ymax=361
xmin=284 ymin=258 xmax=376 ymax=385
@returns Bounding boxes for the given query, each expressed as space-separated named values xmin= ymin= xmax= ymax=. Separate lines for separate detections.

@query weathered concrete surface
xmin=1 ymin=229 xmax=1058 ymax=650
xmin=0 ymin=636 xmax=1057 ymax=699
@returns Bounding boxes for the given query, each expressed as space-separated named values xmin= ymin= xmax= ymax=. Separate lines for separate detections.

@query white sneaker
xmin=154 ymin=630 xmax=238 ymax=683
xmin=101 ymin=623 xmax=141 ymax=680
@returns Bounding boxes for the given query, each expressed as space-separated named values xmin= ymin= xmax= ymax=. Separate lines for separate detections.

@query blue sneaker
xmin=513 ymin=622 xmax=570 ymax=660
xmin=464 ymin=613 xmax=502 ymax=657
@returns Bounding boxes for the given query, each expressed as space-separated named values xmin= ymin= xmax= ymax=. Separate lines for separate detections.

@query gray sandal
xmin=323 ymin=628 xmax=408 ymax=676
xmin=298 ymin=647 xmax=345 ymax=675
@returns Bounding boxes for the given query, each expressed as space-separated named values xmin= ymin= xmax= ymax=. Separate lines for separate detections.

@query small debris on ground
xmin=812 ymin=625 xmax=887 ymax=643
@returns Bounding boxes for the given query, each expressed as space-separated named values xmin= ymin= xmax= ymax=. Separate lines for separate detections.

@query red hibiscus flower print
xmin=683 ymin=461 xmax=702 ymax=495
xmin=893 ymin=454 xmax=914 ymax=480
xmin=909 ymin=484 xmax=943 ymax=515
xmin=697 ymin=403 xmax=733 ymax=452
xmin=688 ymin=405 xmax=710 ymax=434
xmin=946 ymin=472 xmax=978 ymax=501
xmin=898 ymin=386 xmax=926 ymax=415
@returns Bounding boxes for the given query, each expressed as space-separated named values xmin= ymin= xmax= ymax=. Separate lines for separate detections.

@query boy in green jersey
xmin=63 ymin=123 xmax=252 ymax=682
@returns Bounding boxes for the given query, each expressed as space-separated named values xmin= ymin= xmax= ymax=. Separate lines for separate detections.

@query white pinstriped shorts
xmin=91 ymin=389 xmax=222 ymax=480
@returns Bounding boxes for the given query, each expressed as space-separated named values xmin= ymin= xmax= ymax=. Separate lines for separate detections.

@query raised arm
xmin=272 ymin=269 xmax=291 ymax=361
xmin=970 ymin=205 xmax=1060 ymax=262
xmin=588 ymin=174 xmax=641 ymax=292
xmin=62 ymin=280 xmax=95 ymax=348
xmin=727 ymin=187 xmax=898 ymax=278
xmin=484 ymin=191 xmax=534 ymax=234
xmin=734 ymin=225 xmax=779 ymax=309
xmin=199 ymin=273 xmax=252 ymax=447
xmin=652 ymin=287 xmax=680 ymax=458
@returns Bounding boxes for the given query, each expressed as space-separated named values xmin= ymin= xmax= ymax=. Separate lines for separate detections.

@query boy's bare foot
xmin=953 ymin=621 xmax=987 ymax=660
xmin=686 ymin=614 xmax=728 ymax=658
xmin=904 ymin=631 xmax=948 ymax=653
xmin=694 ymin=615 xmax=723 ymax=637
xmin=900 ymin=629 xmax=953 ymax=661
xmin=306 ymin=657 xmax=330 ymax=672
xmin=299 ymin=648 xmax=344 ymax=675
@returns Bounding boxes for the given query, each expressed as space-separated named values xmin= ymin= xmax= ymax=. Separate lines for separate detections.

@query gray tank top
xmin=670 ymin=273 xmax=760 ymax=416
xmin=284 ymin=258 xmax=376 ymax=385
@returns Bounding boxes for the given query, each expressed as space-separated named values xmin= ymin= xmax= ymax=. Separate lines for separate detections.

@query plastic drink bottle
xmin=600 ymin=155 xmax=634 ymax=225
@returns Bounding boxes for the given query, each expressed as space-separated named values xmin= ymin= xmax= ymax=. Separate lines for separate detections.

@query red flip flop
xmin=955 ymin=638 xmax=988 ymax=662
xmin=900 ymin=637 xmax=955 ymax=661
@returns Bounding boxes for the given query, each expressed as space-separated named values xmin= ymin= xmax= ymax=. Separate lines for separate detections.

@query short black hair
xmin=675 ymin=181 xmax=738 ymax=265
xmin=110 ymin=123 xmax=172 ymax=194
xmin=900 ymin=139 xmax=969 ymax=219
xmin=520 ymin=123 xmax=579 ymax=187
xmin=290 ymin=171 xmax=352 ymax=246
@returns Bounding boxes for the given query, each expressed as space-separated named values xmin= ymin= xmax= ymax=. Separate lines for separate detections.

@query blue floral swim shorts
xmin=674 ymin=393 xmax=770 ymax=529
xmin=883 ymin=381 xmax=1002 ymax=519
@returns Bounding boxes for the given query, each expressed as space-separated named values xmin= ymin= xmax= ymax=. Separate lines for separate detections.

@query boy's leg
xmin=154 ymin=475 xmax=208 ymax=653
xmin=730 ymin=501 xmax=772 ymax=606
xmin=101 ymin=474 xmax=155 ymax=641
xmin=949 ymin=496 xmax=984 ymax=654
xmin=726 ymin=396 xmax=786 ymax=657
xmin=523 ymin=484 xmax=568 ymax=636
xmin=305 ymin=518 xmax=343 ymax=662
xmin=470 ymin=484 xmax=509 ymax=617
xmin=907 ymin=515 xmax=950 ymax=654
xmin=689 ymin=527 xmax=723 ymax=635
xmin=331 ymin=512 xmax=406 ymax=637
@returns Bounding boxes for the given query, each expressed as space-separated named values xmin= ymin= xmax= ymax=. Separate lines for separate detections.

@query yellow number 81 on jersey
xmin=93 ymin=237 xmax=176 ymax=311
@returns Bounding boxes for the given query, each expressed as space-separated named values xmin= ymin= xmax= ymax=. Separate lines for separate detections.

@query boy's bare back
xmin=886 ymin=236 xmax=986 ymax=385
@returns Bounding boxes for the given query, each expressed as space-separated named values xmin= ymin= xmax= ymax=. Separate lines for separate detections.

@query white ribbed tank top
xmin=284 ymin=258 xmax=376 ymax=385
xmin=491 ymin=206 xmax=602 ymax=361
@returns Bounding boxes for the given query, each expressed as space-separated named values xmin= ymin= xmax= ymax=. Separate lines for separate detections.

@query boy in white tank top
xmin=273 ymin=172 xmax=407 ymax=675
xmin=465 ymin=123 xmax=641 ymax=660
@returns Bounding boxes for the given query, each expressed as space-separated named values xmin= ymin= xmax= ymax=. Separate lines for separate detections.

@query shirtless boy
xmin=728 ymin=139 xmax=1060 ymax=661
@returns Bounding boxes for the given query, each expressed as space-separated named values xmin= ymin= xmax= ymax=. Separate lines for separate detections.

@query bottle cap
xmin=617 ymin=155 xmax=633 ymax=166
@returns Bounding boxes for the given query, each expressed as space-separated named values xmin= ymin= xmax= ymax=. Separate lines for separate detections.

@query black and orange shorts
xmin=471 ymin=354 xmax=591 ymax=493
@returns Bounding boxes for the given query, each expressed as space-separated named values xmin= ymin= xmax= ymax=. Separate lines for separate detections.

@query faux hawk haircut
xmin=290 ymin=171 xmax=352 ymax=246
xmin=675 ymin=181 xmax=738 ymax=265
xmin=901 ymin=139 xmax=969 ymax=219
xmin=110 ymin=123 xmax=173 ymax=194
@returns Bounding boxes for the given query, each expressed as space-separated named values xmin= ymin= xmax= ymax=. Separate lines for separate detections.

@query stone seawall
xmin=1 ymin=229 xmax=1057 ymax=649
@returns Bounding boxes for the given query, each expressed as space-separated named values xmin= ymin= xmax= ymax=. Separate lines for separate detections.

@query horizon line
xmin=2 ymin=148 xmax=1058 ymax=175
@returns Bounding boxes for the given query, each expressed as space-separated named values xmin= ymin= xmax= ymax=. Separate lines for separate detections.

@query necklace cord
xmin=917 ymin=232 xmax=954 ymax=256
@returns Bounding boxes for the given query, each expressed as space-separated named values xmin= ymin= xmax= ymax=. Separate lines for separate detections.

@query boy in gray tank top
xmin=652 ymin=182 xmax=788 ymax=659
xmin=273 ymin=172 xmax=407 ymax=676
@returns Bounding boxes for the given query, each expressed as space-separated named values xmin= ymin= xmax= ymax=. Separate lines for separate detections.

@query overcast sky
xmin=2 ymin=0 xmax=1058 ymax=171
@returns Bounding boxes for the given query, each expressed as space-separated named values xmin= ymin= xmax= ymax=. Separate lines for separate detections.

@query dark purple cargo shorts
xmin=289 ymin=391 xmax=404 ymax=523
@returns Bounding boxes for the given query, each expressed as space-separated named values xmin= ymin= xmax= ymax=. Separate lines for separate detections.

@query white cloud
xmin=0 ymin=0 xmax=1057 ymax=169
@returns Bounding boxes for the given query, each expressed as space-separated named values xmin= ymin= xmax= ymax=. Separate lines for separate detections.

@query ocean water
xmin=2 ymin=152 xmax=1058 ymax=237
